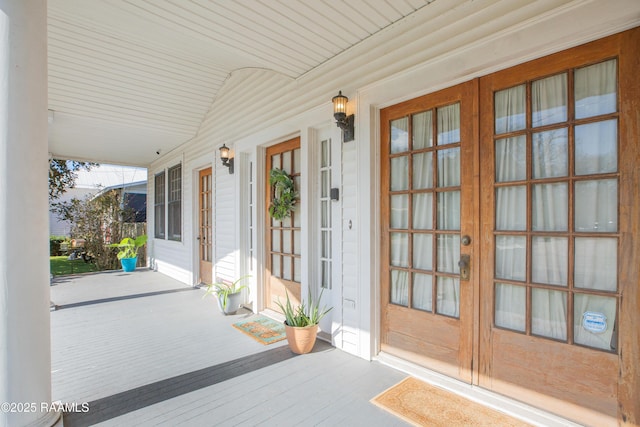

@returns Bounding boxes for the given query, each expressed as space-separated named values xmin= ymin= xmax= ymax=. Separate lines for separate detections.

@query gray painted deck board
xmin=51 ymin=270 xmax=408 ymax=426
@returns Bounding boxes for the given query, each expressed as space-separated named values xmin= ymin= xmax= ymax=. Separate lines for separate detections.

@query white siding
xmin=340 ymin=139 xmax=360 ymax=354
xmin=148 ymin=154 xmax=192 ymax=285
xmin=146 ymin=1 xmax=640 ymax=360
xmin=49 ymin=187 xmax=96 ymax=237
xmin=214 ymin=156 xmax=236 ymax=283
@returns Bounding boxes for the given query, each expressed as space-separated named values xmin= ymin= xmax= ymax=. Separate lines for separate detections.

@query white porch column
xmin=0 ymin=1 xmax=59 ymax=426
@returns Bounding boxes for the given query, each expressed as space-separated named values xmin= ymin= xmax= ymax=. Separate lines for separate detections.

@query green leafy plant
xmin=268 ymin=168 xmax=298 ymax=221
xmin=203 ymin=275 xmax=250 ymax=310
xmin=49 ymin=235 xmax=70 ymax=256
xmin=51 ymin=190 xmax=143 ymax=270
xmin=110 ymin=235 xmax=148 ymax=260
xmin=275 ymin=288 xmax=333 ymax=327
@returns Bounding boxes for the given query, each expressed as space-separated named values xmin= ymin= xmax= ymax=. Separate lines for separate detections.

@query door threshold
xmin=260 ymin=308 xmax=285 ymax=323
xmin=376 ymin=352 xmax=582 ymax=427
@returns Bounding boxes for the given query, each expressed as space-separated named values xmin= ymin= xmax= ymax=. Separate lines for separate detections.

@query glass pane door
xmin=477 ymin=32 xmax=639 ymax=424
xmin=266 ymin=138 xmax=302 ymax=310
xmin=198 ymin=167 xmax=212 ymax=284
xmin=381 ymin=81 xmax=476 ymax=383
xmin=388 ymin=103 xmax=462 ymax=317
xmin=492 ymin=59 xmax=619 ymax=351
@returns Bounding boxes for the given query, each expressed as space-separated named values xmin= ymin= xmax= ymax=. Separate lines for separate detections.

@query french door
xmin=380 ymin=81 xmax=478 ymax=383
xmin=265 ymin=138 xmax=302 ymax=311
xmin=478 ymin=29 xmax=638 ymax=426
xmin=198 ymin=167 xmax=212 ymax=284
xmin=381 ymin=28 xmax=639 ymax=426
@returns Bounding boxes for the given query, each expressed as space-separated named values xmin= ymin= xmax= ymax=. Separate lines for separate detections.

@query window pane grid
xmin=319 ymin=139 xmax=332 ymax=289
xmin=492 ymin=59 xmax=619 ymax=352
xmin=199 ymin=171 xmax=212 ymax=263
xmin=248 ymin=161 xmax=254 ymax=271
xmin=388 ymin=102 xmax=461 ymax=317
xmin=268 ymin=147 xmax=300 ymax=283
xmin=167 ymin=164 xmax=182 ymax=241
xmin=154 ymin=172 xmax=165 ymax=238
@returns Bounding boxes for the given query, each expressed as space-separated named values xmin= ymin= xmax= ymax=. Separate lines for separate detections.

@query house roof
xmin=74 ymin=164 xmax=147 ymax=190
xmin=93 ymin=180 xmax=148 ymax=198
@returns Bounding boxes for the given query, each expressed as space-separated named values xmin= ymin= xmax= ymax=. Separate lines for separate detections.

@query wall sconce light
xmin=219 ymin=143 xmax=234 ymax=174
xmin=332 ymin=90 xmax=354 ymax=142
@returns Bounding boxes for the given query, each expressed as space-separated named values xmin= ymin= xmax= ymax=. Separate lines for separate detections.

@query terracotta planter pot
xmin=284 ymin=323 xmax=318 ymax=354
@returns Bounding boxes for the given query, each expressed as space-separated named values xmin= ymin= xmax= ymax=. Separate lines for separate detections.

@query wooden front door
xmin=380 ymin=81 xmax=478 ymax=382
xmin=198 ymin=167 xmax=213 ymax=284
xmin=265 ymin=138 xmax=302 ymax=311
xmin=477 ymin=29 xmax=639 ymax=426
xmin=381 ymin=28 xmax=639 ymax=426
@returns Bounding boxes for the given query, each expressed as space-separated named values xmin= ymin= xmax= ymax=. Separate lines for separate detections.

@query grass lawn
xmin=50 ymin=256 xmax=99 ymax=276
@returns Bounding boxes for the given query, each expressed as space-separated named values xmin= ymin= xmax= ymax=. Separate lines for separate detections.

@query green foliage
xmin=268 ymin=168 xmax=298 ymax=221
xmin=49 ymin=235 xmax=70 ymax=256
xmin=49 ymin=159 xmax=97 ymax=201
xmin=109 ymin=235 xmax=148 ymax=260
xmin=203 ymin=275 xmax=250 ymax=310
xmin=275 ymin=288 xmax=332 ymax=327
xmin=50 ymin=190 xmax=142 ymax=270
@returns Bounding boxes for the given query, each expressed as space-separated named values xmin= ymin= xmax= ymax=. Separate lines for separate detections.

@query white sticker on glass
xmin=582 ymin=311 xmax=607 ymax=334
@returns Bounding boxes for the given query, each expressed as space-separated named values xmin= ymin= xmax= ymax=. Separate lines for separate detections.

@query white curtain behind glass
xmin=494 ymin=62 xmax=617 ymax=348
xmin=390 ymin=105 xmax=461 ymax=314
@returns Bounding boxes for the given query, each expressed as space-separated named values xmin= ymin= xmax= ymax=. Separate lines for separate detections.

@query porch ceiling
xmin=47 ymin=0 xmax=435 ymax=166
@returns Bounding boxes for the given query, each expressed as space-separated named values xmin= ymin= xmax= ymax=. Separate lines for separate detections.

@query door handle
xmin=458 ymin=254 xmax=470 ymax=281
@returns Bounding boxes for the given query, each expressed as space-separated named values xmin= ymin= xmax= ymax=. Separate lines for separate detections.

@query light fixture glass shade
xmin=332 ymin=91 xmax=348 ymax=118
xmin=219 ymin=144 xmax=230 ymax=163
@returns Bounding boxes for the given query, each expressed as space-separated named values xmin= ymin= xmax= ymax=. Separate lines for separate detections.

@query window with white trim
xmin=154 ymin=163 xmax=182 ymax=241
xmin=154 ymin=172 xmax=165 ymax=239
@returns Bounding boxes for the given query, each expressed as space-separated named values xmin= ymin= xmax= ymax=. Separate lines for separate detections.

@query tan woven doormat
xmin=371 ymin=377 xmax=531 ymax=427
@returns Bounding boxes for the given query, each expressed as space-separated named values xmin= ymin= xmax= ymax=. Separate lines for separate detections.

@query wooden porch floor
xmin=50 ymin=270 xmax=409 ymax=426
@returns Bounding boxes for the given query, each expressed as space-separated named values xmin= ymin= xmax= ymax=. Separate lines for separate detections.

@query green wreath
xmin=268 ymin=168 xmax=298 ymax=221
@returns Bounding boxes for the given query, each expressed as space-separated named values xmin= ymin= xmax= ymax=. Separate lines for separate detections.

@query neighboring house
xmin=49 ymin=166 xmax=147 ymax=236
xmin=3 ymin=2 xmax=639 ymax=426
xmin=48 ymin=186 xmax=95 ymax=236
xmin=93 ymin=180 xmax=147 ymax=223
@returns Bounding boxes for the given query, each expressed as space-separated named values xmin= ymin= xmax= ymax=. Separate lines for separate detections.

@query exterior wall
xmin=49 ymin=187 xmax=96 ymax=236
xmin=148 ymin=152 xmax=193 ymax=284
xmin=147 ymin=1 xmax=640 ymax=360
xmin=340 ymin=135 xmax=360 ymax=354
xmin=213 ymin=153 xmax=235 ymax=282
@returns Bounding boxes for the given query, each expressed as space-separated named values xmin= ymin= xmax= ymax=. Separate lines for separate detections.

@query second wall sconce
xmin=219 ymin=144 xmax=234 ymax=174
xmin=332 ymin=90 xmax=355 ymax=142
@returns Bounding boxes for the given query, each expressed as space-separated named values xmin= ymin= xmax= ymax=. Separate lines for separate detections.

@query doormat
xmin=232 ymin=315 xmax=287 ymax=345
xmin=371 ymin=377 xmax=531 ymax=427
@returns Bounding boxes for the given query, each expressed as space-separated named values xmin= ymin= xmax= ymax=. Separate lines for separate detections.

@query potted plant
xmin=203 ymin=275 xmax=250 ymax=315
xmin=110 ymin=235 xmax=147 ymax=272
xmin=275 ymin=288 xmax=332 ymax=354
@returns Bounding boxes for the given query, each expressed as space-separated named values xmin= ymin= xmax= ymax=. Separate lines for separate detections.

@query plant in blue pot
xmin=110 ymin=235 xmax=147 ymax=272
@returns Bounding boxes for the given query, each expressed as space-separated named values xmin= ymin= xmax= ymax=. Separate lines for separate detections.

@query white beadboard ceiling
xmin=47 ymin=0 xmax=435 ymax=165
